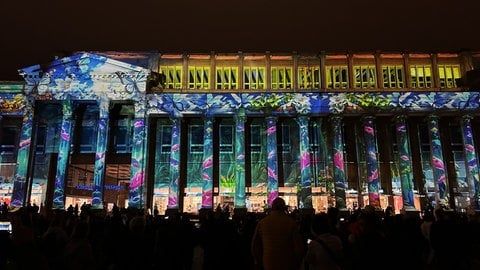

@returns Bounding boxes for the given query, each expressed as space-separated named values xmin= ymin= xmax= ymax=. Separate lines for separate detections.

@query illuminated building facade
xmin=1 ymin=50 xmax=480 ymax=215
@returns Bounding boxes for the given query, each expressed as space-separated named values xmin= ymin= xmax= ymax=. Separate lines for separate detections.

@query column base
xmin=299 ymin=208 xmax=315 ymax=217
xmin=338 ymin=208 xmax=351 ymax=219
xmin=403 ymin=209 xmax=421 ymax=219
xmin=198 ymin=208 xmax=213 ymax=220
xmin=165 ymin=208 xmax=180 ymax=218
xmin=233 ymin=208 xmax=248 ymax=220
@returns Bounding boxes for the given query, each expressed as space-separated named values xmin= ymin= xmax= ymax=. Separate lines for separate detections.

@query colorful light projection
xmin=5 ymin=53 xmax=480 ymax=210
xmin=395 ymin=115 xmax=415 ymax=209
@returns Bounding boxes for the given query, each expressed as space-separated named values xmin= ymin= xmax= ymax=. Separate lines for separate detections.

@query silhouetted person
xmin=251 ymin=197 xmax=304 ymax=270
xmin=344 ymin=207 xmax=388 ymax=270
xmin=430 ymin=208 xmax=470 ymax=270
xmin=304 ymin=213 xmax=344 ymax=270
xmin=63 ymin=220 xmax=95 ymax=270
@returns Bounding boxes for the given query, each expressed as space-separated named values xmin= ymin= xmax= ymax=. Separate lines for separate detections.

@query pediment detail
xmin=18 ymin=53 xmax=150 ymax=101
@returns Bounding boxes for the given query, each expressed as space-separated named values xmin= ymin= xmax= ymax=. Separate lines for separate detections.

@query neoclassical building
xmin=1 ymin=50 xmax=480 ymax=215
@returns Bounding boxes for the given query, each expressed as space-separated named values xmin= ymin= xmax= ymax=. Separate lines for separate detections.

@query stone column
xmin=201 ymin=116 xmax=214 ymax=209
xmin=266 ymin=116 xmax=278 ymax=207
xmin=0 ymin=116 xmax=2 ymax=165
xmin=128 ymin=102 xmax=147 ymax=209
xmin=11 ymin=100 xmax=34 ymax=207
xmin=395 ymin=115 xmax=416 ymax=210
xmin=296 ymin=115 xmax=312 ymax=209
xmin=234 ymin=109 xmax=246 ymax=208
xmin=461 ymin=115 xmax=480 ymax=210
xmin=331 ymin=115 xmax=347 ymax=210
xmin=167 ymin=117 xmax=181 ymax=209
xmin=52 ymin=99 xmax=73 ymax=209
xmin=362 ymin=115 xmax=381 ymax=209
xmin=427 ymin=114 xmax=449 ymax=208
xmin=91 ymin=97 xmax=109 ymax=209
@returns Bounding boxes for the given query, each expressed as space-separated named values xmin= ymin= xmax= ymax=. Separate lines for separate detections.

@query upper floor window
xmin=271 ymin=67 xmax=292 ymax=89
xmin=79 ymin=118 xmax=98 ymax=153
xmin=159 ymin=65 xmax=182 ymax=89
xmin=410 ymin=65 xmax=432 ymax=88
xmin=280 ymin=124 xmax=291 ymax=153
xmin=189 ymin=125 xmax=204 ymax=153
xmin=382 ymin=65 xmax=405 ymax=88
xmin=298 ymin=66 xmax=320 ymax=89
xmin=36 ymin=124 xmax=61 ymax=154
xmin=156 ymin=124 xmax=172 ymax=154
xmin=438 ymin=65 xmax=461 ymax=88
xmin=188 ymin=66 xmax=210 ymax=89
xmin=219 ymin=124 xmax=234 ymax=153
xmin=73 ymin=104 xmax=99 ymax=154
xmin=0 ymin=125 xmax=19 ymax=162
xmin=216 ymin=67 xmax=238 ymax=90
xmin=112 ymin=118 xmax=132 ymax=153
xmin=354 ymin=65 xmax=376 ymax=88
xmin=250 ymin=124 xmax=262 ymax=153
xmin=244 ymin=67 xmax=266 ymax=90
xmin=326 ymin=66 xmax=348 ymax=89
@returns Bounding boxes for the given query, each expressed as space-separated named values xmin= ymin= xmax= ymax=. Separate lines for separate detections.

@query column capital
xmin=265 ymin=115 xmax=278 ymax=121
xmin=330 ymin=114 xmax=343 ymax=122
xmin=296 ymin=114 xmax=310 ymax=120
xmin=169 ymin=116 xmax=182 ymax=124
xmin=462 ymin=114 xmax=474 ymax=121
xmin=395 ymin=114 xmax=408 ymax=121
xmin=202 ymin=115 xmax=215 ymax=125
xmin=97 ymin=95 xmax=110 ymax=119
xmin=62 ymin=99 xmax=73 ymax=120
xmin=361 ymin=115 xmax=376 ymax=122
xmin=134 ymin=100 xmax=146 ymax=119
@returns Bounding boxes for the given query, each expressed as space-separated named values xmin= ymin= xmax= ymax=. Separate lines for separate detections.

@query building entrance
xmin=65 ymin=162 xmax=130 ymax=210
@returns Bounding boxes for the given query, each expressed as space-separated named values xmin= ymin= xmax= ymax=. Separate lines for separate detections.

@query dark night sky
xmin=1 ymin=0 xmax=479 ymax=80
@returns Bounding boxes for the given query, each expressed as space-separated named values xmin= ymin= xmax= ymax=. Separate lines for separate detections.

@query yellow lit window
xmin=382 ymin=65 xmax=404 ymax=88
xmin=354 ymin=65 xmax=376 ymax=88
xmin=216 ymin=67 xmax=238 ymax=90
xmin=298 ymin=66 xmax=320 ymax=89
xmin=438 ymin=65 xmax=460 ymax=88
xmin=159 ymin=66 xmax=182 ymax=89
xmin=244 ymin=67 xmax=266 ymax=90
xmin=271 ymin=67 xmax=292 ymax=89
xmin=188 ymin=66 xmax=210 ymax=89
xmin=326 ymin=66 xmax=348 ymax=89
xmin=410 ymin=65 xmax=432 ymax=88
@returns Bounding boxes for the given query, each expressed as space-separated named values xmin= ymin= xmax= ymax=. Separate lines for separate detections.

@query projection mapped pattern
xmin=234 ymin=113 xmax=246 ymax=208
xmin=363 ymin=117 xmax=381 ymax=208
xmin=395 ymin=116 xmax=415 ymax=209
xmin=297 ymin=116 xmax=312 ymax=209
xmin=168 ymin=119 xmax=181 ymax=209
xmin=5 ymin=53 xmax=480 ymax=210
xmin=201 ymin=118 xmax=214 ymax=208
xmin=266 ymin=117 xmax=279 ymax=207
xmin=92 ymin=118 xmax=108 ymax=208
xmin=332 ymin=116 xmax=347 ymax=209
xmin=52 ymin=101 xmax=72 ymax=209
xmin=129 ymin=118 xmax=146 ymax=208
xmin=10 ymin=111 xmax=33 ymax=207
xmin=461 ymin=116 xmax=480 ymax=209
xmin=428 ymin=115 xmax=449 ymax=207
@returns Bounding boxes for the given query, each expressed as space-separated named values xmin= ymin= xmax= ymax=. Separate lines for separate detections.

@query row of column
xmin=9 ymin=98 xmax=149 ymax=210
xmin=164 ymin=113 xmax=480 ymax=211
xmin=7 ymin=99 xmax=480 ymax=211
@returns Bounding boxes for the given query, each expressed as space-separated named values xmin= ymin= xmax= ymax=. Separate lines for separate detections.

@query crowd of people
xmin=0 ymin=200 xmax=479 ymax=270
